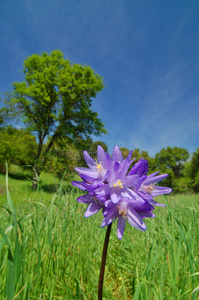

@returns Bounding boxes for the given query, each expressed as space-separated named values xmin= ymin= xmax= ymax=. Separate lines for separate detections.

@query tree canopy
xmin=1 ymin=50 xmax=106 ymax=184
xmin=0 ymin=126 xmax=37 ymax=172
xmin=155 ymin=146 xmax=189 ymax=178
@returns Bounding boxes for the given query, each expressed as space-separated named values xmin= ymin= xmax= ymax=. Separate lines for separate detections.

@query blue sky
xmin=0 ymin=0 xmax=199 ymax=156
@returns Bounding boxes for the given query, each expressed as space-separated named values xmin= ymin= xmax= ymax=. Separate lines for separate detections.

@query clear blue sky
xmin=0 ymin=0 xmax=199 ymax=156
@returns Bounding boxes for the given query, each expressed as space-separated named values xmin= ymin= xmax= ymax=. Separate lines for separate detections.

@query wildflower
xmin=72 ymin=145 xmax=172 ymax=239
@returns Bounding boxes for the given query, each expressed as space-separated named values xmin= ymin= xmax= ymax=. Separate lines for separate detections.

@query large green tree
xmin=155 ymin=146 xmax=189 ymax=178
xmin=2 ymin=50 xmax=106 ymax=186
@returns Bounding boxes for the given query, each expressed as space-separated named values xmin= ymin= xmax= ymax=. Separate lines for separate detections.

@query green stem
xmin=98 ymin=223 xmax=112 ymax=300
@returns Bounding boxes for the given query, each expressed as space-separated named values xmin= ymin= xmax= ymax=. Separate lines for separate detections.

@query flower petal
xmin=95 ymin=184 xmax=111 ymax=196
xmin=123 ymin=189 xmax=145 ymax=205
xmin=144 ymin=173 xmax=168 ymax=185
xmin=76 ymin=194 xmax=93 ymax=203
xmin=127 ymin=207 xmax=147 ymax=231
xmin=71 ymin=181 xmax=88 ymax=191
xmin=101 ymin=206 xmax=118 ymax=227
xmin=97 ymin=145 xmax=107 ymax=164
xmin=138 ymin=211 xmax=156 ymax=218
xmin=110 ymin=190 xmax=121 ymax=203
xmin=117 ymin=215 xmax=126 ymax=239
xmin=112 ymin=145 xmax=123 ymax=162
xmin=84 ymin=202 xmax=103 ymax=217
xmin=129 ymin=159 xmax=148 ymax=176
xmin=75 ymin=167 xmax=98 ymax=178
xmin=83 ymin=151 xmax=96 ymax=168
xmin=117 ymin=154 xmax=133 ymax=177
xmin=122 ymin=174 xmax=139 ymax=188
xmin=151 ymin=186 xmax=172 ymax=197
xmin=146 ymin=197 xmax=166 ymax=206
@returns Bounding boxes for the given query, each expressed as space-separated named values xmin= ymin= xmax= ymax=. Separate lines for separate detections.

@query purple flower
xmin=71 ymin=145 xmax=172 ymax=239
xmin=129 ymin=159 xmax=172 ymax=207
xmin=102 ymin=198 xmax=156 ymax=239
xmin=72 ymin=180 xmax=108 ymax=217
xmin=74 ymin=145 xmax=114 ymax=184
xmin=95 ymin=157 xmax=141 ymax=204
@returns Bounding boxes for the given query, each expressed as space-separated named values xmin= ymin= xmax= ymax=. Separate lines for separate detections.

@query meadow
xmin=0 ymin=166 xmax=199 ymax=300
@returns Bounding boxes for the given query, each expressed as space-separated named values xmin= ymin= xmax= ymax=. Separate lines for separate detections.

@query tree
xmin=0 ymin=126 xmax=37 ymax=172
xmin=0 ymin=98 xmax=3 ymax=126
xmin=44 ymin=137 xmax=81 ymax=179
xmin=187 ymin=148 xmax=199 ymax=179
xmin=184 ymin=147 xmax=199 ymax=192
xmin=119 ymin=147 xmax=142 ymax=160
xmin=0 ymin=93 xmax=20 ymax=126
xmin=2 ymin=50 xmax=106 ymax=187
xmin=155 ymin=146 xmax=189 ymax=178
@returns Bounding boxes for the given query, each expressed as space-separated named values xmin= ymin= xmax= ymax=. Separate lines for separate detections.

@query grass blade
xmin=5 ymin=248 xmax=15 ymax=300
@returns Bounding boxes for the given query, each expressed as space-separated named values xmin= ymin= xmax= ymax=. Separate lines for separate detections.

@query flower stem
xmin=98 ymin=223 xmax=112 ymax=300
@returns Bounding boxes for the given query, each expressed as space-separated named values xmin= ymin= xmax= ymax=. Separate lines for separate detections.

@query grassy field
xmin=0 ymin=167 xmax=199 ymax=299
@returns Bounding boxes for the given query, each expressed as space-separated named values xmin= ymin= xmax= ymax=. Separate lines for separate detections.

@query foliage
xmin=120 ymin=147 xmax=131 ymax=159
xmin=1 ymin=50 xmax=106 ymax=183
xmin=155 ymin=146 xmax=189 ymax=178
xmin=44 ymin=140 xmax=109 ymax=179
xmin=0 ymin=116 xmax=198 ymax=192
xmin=0 ymin=93 xmax=20 ymax=126
xmin=0 ymin=126 xmax=37 ymax=172
xmin=120 ymin=147 xmax=150 ymax=161
xmin=0 ymin=110 xmax=3 ymax=126
xmin=154 ymin=146 xmax=190 ymax=192
xmin=44 ymin=137 xmax=81 ymax=179
xmin=188 ymin=148 xmax=199 ymax=179
xmin=183 ymin=148 xmax=199 ymax=192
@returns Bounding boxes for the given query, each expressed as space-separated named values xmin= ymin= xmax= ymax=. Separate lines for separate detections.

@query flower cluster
xmin=72 ymin=145 xmax=172 ymax=239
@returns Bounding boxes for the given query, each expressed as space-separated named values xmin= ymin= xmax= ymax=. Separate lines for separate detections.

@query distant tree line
xmin=0 ymin=125 xmax=199 ymax=193
xmin=119 ymin=146 xmax=199 ymax=193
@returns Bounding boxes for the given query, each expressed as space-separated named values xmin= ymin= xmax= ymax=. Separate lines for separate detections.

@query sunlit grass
xmin=0 ymin=170 xmax=199 ymax=299
xmin=0 ymin=165 xmax=61 ymax=206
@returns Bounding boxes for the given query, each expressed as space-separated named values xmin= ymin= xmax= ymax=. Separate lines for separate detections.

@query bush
xmin=0 ymin=126 xmax=37 ymax=172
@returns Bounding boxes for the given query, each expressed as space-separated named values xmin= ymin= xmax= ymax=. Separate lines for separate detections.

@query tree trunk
xmin=32 ymin=128 xmax=60 ymax=189
xmin=32 ymin=138 xmax=43 ymax=189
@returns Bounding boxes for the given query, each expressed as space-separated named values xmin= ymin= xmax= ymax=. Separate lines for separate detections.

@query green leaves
xmin=155 ymin=146 xmax=189 ymax=173
xmin=14 ymin=50 xmax=105 ymax=139
xmin=0 ymin=126 xmax=37 ymax=170
xmin=4 ymin=50 xmax=106 ymax=182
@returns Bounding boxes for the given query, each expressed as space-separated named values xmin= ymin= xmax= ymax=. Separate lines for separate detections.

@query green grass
xmin=0 ymin=170 xmax=199 ymax=299
xmin=0 ymin=165 xmax=66 ymax=206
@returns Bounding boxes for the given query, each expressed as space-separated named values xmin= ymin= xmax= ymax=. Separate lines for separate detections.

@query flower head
xmin=71 ymin=145 xmax=172 ymax=239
